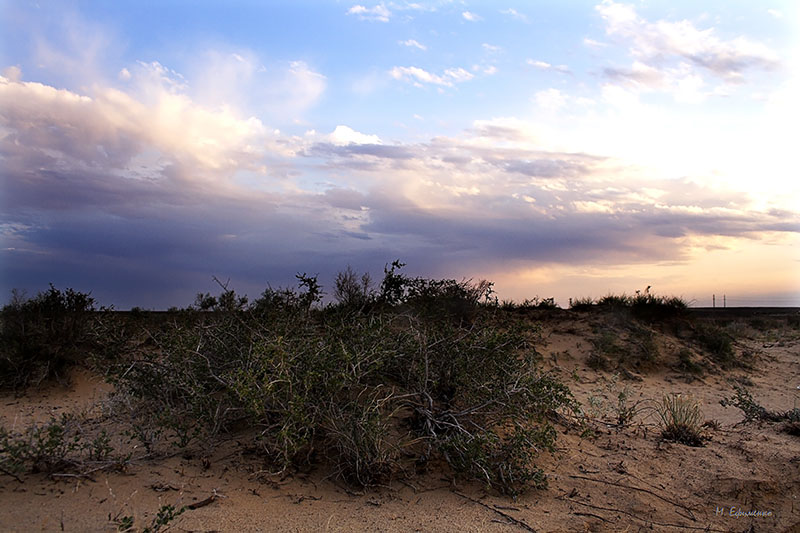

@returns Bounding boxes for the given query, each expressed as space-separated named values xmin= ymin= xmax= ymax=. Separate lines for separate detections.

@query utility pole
xmin=713 ymin=294 xmax=716 ymax=308
xmin=723 ymin=295 xmax=726 ymax=308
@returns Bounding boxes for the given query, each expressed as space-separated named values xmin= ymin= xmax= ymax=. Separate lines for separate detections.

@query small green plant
xmin=115 ymin=503 xmax=186 ymax=532
xmin=582 ymin=374 xmax=652 ymax=429
xmin=0 ymin=414 xmax=120 ymax=478
xmin=720 ymin=384 xmax=767 ymax=422
xmin=657 ymin=394 xmax=703 ymax=446
xmin=720 ymin=384 xmax=800 ymax=427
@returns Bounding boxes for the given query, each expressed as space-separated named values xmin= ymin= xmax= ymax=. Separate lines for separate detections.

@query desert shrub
xmin=107 ymin=267 xmax=575 ymax=494
xmin=657 ymin=394 xmax=704 ymax=446
xmin=0 ymin=285 xmax=97 ymax=389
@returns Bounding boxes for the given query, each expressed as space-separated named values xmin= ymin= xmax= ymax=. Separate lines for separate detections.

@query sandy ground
xmin=1 ymin=311 xmax=799 ymax=532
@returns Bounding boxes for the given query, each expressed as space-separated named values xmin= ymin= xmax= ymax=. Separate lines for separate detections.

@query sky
xmin=1 ymin=1 xmax=798 ymax=309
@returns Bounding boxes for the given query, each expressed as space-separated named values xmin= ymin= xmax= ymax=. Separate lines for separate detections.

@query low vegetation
xmin=1 ymin=263 xmax=578 ymax=496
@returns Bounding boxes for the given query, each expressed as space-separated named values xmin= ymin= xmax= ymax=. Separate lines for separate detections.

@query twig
xmin=573 ymin=512 xmax=609 ymax=522
xmin=453 ymin=491 xmax=537 ymax=532
xmin=0 ymin=465 xmax=24 ymax=483
xmin=569 ymin=474 xmax=697 ymax=521
xmin=186 ymin=492 xmax=217 ymax=510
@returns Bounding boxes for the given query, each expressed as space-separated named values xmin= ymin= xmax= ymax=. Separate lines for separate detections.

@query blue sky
xmin=1 ymin=1 xmax=798 ymax=308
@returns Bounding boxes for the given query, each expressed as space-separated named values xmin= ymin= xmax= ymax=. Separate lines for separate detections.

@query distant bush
xmin=501 ymin=296 xmax=559 ymax=311
xmin=333 ymin=265 xmax=375 ymax=309
xmin=568 ymin=297 xmax=594 ymax=311
xmin=594 ymin=289 xmax=688 ymax=321
xmin=377 ymin=260 xmax=494 ymax=316
xmin=0 ymin=285 xmax=97 ymax=389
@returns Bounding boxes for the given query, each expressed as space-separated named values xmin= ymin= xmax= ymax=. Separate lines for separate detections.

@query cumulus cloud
xmin=389 ymin=65 xmax=474 ymax=87
xmin=462 ymin=11 xmax=481 ymax=22
xmin=328 ymin=125 xmax=382 ymax=146
xmin=347 ymin=4 xmax=391 ymax=22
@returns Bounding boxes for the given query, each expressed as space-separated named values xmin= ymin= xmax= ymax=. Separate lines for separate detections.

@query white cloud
xmin=596 ymin=0 xmax=780 ymax=82
xmin=118 ymin=67 xmax=131 ymax=81
xmin=462 ymin=11 xmax=481 ymax=22
xmin=483 ymin=65 xmax=498 ymax=75
xmin=328 ymin=125 xmax=382 ymax=146
xmin=482 ymin=43 xmax=502 ymax=53
xmin=347 ymin=4 xmax=391 ymax=22
xmin=0 ymin=67 xmax=288 ymax=178
xmin=767 ymin=9 xmax=783 ymax=18
xmin=399 ymin=39 xmax=427 ymax=50
xmin=527 ymin=59 xmax=571 ymax=73
xmin=583 ymin=37 xmax=608 ymax=48
xmin=389 ymin=65 xmax=474 ymax=87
